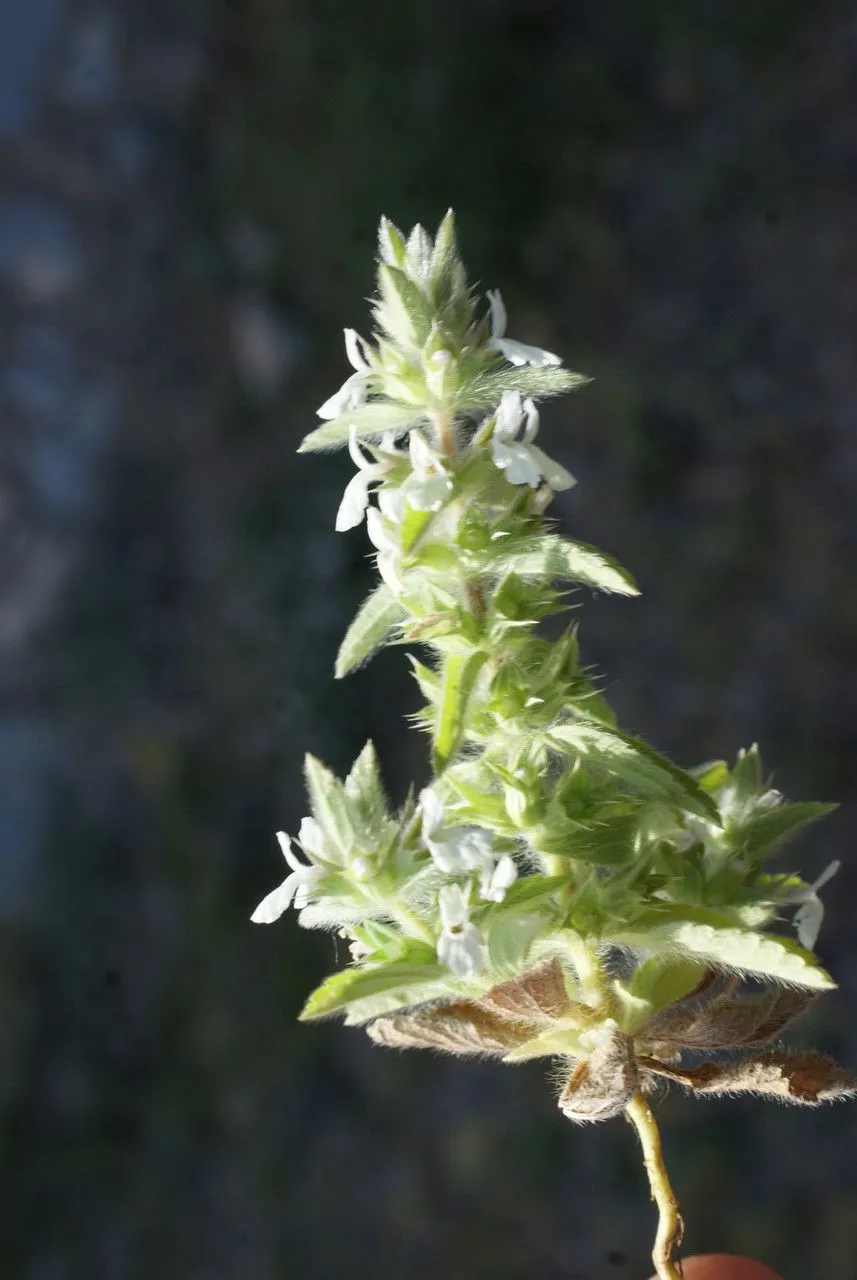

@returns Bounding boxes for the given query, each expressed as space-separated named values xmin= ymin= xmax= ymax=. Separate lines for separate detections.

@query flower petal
xmin=344 ymin=328 xmax=371 ymax=372
xmin=298 ymin=817 xmax=326 ymax=858
xmin=487 ymin=289 xmax=507 ymax=339
xmin=405 ymin=472 xmax=453 ymax=512
xmin=439 ymin=883 xmax=469 ymax=929
xmin=439 ymin=924 xmax=484 ymax=978
xmin=494 ymin=389 xmax=524 ymax=441
xmin=526 ymin=444 xmax=576 ymax=492
xmin=335 ymin=471 xmax=372 ymax=532
xmin=492 ymin=439 xmax=543 ymax=487
xmin=251 ymin=872 xmax=300 ymax=923
xmin=491 ymin=337 xmax=562 ymax=368
xmin=420 ymin=788 xmax=445 ymax=840
xmin=317 ymin=371 xmax=369 ymax=420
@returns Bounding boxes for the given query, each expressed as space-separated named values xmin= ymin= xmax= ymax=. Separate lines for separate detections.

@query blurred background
xmin=2 ymin=1 xmax=856 ymax=1276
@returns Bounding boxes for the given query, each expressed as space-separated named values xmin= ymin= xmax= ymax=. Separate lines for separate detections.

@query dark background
xmin=2 ymin=2 xmax=856 ymax=1277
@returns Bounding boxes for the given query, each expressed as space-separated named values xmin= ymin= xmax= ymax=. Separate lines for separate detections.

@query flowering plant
xmin=253 ymin=212 xmax=853 ymax=1278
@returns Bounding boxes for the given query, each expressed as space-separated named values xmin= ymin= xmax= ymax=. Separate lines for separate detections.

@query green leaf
xmin=399 ymin=505 xmax=434 ymax=553
xmin=304 ymin=755 xmax=354 ymax=856
xmin=432 ymin=650 xmax=488 ymax=771
xmin=427 ymin=209 xmax=461 ymax=305
xmin=503 ymin=1025 xmax=587 ymax=1063
xmin=617 ymin=908 xmax=835 ymax=990
xmin=731 ymin=744 xmax=762 ymax=799
xmin=378 ymin=215 xmax=407 ymax=268
xmin=375 ymin=263 xmax=434 ymax=345
xmin=335 ymin=584 xmax=408 ymax=678
xmin=344 ymin=741 xmax=388 ymax=829
xmin=732 ymin=802 xmax=838 ymax=861
xmin=628 ymin=957 xmax=709 ymax=1013
xmin=491 ymin=875 xmax=569 ymax=909
xmin=547 ymin=720 xmax=721 ymax=822
xmin=487 ymin=912 xmax=547 ymax=976
xmin=300 ymin=961 xmax=448 ymax=1021
xmin=299 ymin=402 xmax=422 ymax=453
xmin=404 ymin=224 xmax=433 ymax=284
xmin=462 ymin=366 xmax=590 ymax=411
xmin=492 ymin=535 xmax=638 ymax=596
xmin=691 ymin=759 xmax=731 ymax=793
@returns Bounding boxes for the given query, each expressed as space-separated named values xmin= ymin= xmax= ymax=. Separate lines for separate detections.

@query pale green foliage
xmin=254 ymin=210 xmax=841 ymax=1078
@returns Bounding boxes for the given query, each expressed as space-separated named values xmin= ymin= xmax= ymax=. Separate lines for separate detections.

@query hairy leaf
xmin=300 ymin=961 xmax=447 ymax=1021
xmin=432 ymin=650 xmax=488 ymax=771
xmin=299 ymin=401 xmax=422 ymax=452
xmin=303 ymin=755 xmax=354 ymax=857
xmin=732 ymin=801 xmax=838 ymax=861
xmin=336 ymin=584 xmax=408 ymax=678
xmin=547 ymin=721 xmax=720 ymax=822
xmin=495 ymin=534 xmax=638 ymax=596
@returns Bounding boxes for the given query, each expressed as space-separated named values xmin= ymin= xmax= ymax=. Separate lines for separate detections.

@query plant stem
xmin=625 ymin=1091 xmax=684 ymax=1280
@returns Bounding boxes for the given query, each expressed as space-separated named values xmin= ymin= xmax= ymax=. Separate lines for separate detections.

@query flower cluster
xmin=251 ymin=212 xmax=850 ymax=1280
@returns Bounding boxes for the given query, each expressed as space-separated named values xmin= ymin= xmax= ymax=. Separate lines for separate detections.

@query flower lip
xmin=490 ymin=390 xmax=576 ymax=492
xmin=437 ymin=883 xmax=485 ymax=978
xmin=487 ymin=289 xmax=562 ymax=368
xmin=791 ymin=859 xmax=841 ymax=950
xmin=250 ymin=831 xmax=325 ymax=923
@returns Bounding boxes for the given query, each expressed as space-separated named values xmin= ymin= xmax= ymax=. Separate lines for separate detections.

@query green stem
xmin=625 ymin=1092 xmax=684 ymax=1280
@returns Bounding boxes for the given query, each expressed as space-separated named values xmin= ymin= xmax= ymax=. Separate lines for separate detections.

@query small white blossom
xmin=420 ymin=788 xmax=494 ymax=874
xmin=437 ymin=884 xmax=484 ymax=978
xmin=403 ymin=429 xmax=453 ymax=511
xmin=791 ymin=859 xmax=841 ymax=950
xmin=317 ymin=328 xmax=374 ymax=419
xmin=335 ymin=429 xmax=398 ymax=532
xmin=366 ymin=506 xmax=406 ymax=594
xmin=487 ymin=289 xmax=562 ymax=368
xmin=251 ymin=832 xmax=325 ymax=923
xmin=479 ymin=854 xmax=518 ymax=903
xmin=491 ymin=390 xmax=576 ymax=492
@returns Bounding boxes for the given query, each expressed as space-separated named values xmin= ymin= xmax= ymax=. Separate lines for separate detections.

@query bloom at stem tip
xmin=491 ymin=390 xmax=576 ymax=491
xmin=437 ymin=883 xmax=485 ymax=978
xmin=487 ymin=289 xmax=562 ymax=368
xmin=250 ymin=832 xmax=324 ymax=923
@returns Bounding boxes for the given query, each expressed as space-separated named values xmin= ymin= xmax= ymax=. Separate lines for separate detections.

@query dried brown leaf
xmin=558 ymin=1025 xmax=639 ymax=1123
xmin=367 ymin=1001 xmax=535 ymax=1056
xmin=648 ymin=1050 xmax=857 ymax=1106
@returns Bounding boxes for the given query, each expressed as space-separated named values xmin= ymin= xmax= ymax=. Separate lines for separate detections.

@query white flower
xmin=487 ymin=289 xmax=562 ymax=368
xmin=791 ymin=859 xmax=841 ymax=950
xmin=366 ymin=506 xmax=406 ymax=595
xmin=420 ymin=788 xmax=494 ymax=874
xmin=317 ymin=329 xmax=374 ymax=419
xmin=437 ymin=884 xmax=484 ymax=978
xmin=335 ymin=428 xmax=398 ymax=532
xmin=491 ymin=390 xmax=575 ymax=491
xmin=479 ymin=854 xmax=518 ymax=903
xmin=251 ymin=831 xmax=325 ymax=923
xmin=403 ymin=429 xmax=453 ymax=511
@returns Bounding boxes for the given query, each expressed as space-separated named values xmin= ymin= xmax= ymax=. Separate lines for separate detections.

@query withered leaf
xmin=367 ymin=1001 xmax=536 ymax=1056
xmin=558 ymin=1025 xmax=639 ymax=1123
xmin=367 ymin=961 xmax=585 ymax=1058
xmin=647 ymin=1051 xmax=857 ymax=1106
xmin=645 ymin=985 xmax=818 ymax=1054
xmin=480 ymin=959 xmax=576 ymax=1024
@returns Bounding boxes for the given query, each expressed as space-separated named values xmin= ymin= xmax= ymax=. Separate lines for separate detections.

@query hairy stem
xmin=625 ymin=1092 xmax=684 ymax=1280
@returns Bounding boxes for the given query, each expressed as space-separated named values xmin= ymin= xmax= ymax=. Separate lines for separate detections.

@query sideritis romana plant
xmin=251 ymin=211 xmax=853 ymax=1279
